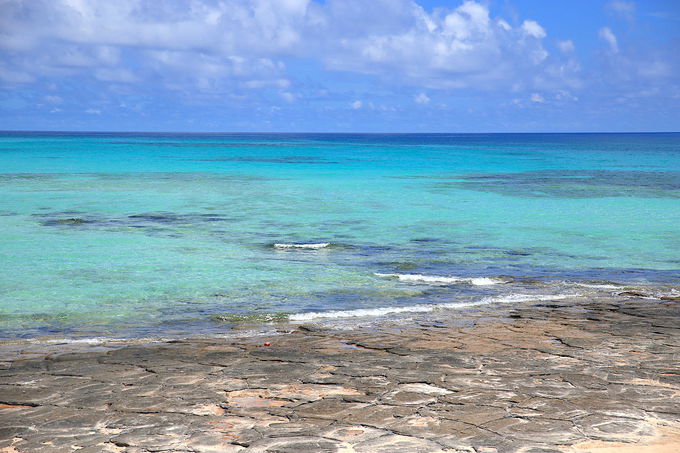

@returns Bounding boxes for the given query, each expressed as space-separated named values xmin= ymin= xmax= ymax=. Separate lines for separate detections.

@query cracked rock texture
xmin=1 ymin=298 xmax=679 ymax=452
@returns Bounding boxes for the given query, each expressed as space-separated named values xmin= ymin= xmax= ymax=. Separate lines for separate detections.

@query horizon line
xmin=1 ymin=130 xmax=679 ymax=135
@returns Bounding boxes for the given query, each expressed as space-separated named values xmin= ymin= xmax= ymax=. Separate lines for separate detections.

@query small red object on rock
xmin=263 ymin=342 xmax=271 ymax=346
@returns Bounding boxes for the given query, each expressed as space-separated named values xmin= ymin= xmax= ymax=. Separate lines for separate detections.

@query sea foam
xmin=289 ymin=293 xmax=577 ymax=321
xmin=571 ymin=282 xmax=622 ymax=290
xmin=375 ymin=273 xmax=509 ymax=286
xmin=273 ymin=242 xmax=331 ymax=249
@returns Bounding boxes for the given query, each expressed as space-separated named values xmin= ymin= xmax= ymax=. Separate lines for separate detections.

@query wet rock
xmin=53 ymin=217 xmax=91 ymax=225
xmin=618 ymin=291 xmax=650 ymax=298
xmin=297 ymin=324 xmax=328 ymax=333
xmin=660 ymin=295 xmax=680 ymax=302
xmin=1 ymin=298 xmax=679 ymax=452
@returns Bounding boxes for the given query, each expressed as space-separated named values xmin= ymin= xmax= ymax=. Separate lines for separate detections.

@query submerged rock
xmin=43 ymin=217 xmax=92 ymax=226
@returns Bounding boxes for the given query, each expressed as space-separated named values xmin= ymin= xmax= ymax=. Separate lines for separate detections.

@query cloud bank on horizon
xmin=0 ymin=0 xmax=678 ymax=132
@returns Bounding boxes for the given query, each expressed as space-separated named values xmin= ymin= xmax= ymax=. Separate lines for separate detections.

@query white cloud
xmin=521 ymin=20 xmax=546 ymax=39
xmin=530 ymin=93 xmax=545 ymax=103
xmin=557 ymin=40 xmax=575 ymax=54
xmin=414 ymin=92 xmax=430 ymax=104
xmin=607 ymin=1 xmax=635 ymax=20
xmin=323 ymin=1 xmax=552 ymax=89
xmin=145 ymin=50 xmax=285 ymax=91
xmin=538 ymin=59 xmax=582 ymax=91
xmin=0 ymin=0 xmax=304 ymax=90
xmin=556 ymin=90 xmax=578 ymax=101
xmin=85 ymin=108 xmax=101 ymax=114
xmin=497 ymin=19 xmax=511 ymax=31
xmin=0 ymin=0 xmax=563 ymax=94
xmin=351 ymin=100 xmax=362 ymax=109
xmin=599 ymin=27 xmax=619 ymax=53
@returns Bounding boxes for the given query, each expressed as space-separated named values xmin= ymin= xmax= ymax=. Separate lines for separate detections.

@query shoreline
xmin=0 ymin=293 xmax=612 ymax=363
xmin=1 ymin=297 xmax=679 ymax=452
xmin=2 ymin=274 xmax=678 ymax=350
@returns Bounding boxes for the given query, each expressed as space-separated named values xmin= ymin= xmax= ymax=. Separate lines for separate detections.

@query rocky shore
xmin=1 ymin=297 xmax=679 ymax=452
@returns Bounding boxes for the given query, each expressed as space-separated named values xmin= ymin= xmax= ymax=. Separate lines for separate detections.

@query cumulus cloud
xmin=599 ymin=27 xmax=619 ymax=53
xmin=497 ymin=19 xmax=512 ymax=31
xmin=323 ymin=1 xmax=554 ymax=89
xmin=1 ymin=0 xmax=677 ymax=132
xmin=521 ymin=20 xmax=546 ymax=39
xmin=0 ymin=0 xmax=559 ymax=93
xmin=0 ymin=0 xmax=305 ymax=90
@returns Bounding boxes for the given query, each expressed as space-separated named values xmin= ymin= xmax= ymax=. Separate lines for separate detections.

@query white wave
xmin=620 ymin=288 xmax=680 ymax=300
xmin=274 ymin=242 xmax=331 ymax=249
xmin=40 ymin=338 xmax=106 ymax=345
xmin=375 ymin=273 xmax=508 ymax=286
xmin=289 ymin=293 xmax=578 ymax=321
xmin=290 ymin=305 xmax=439 ymax=321
xmin=481 ymin=293 xmax=578 ymax=303
xmin=647 ymin=287 xmax=680 ymax=299
xmin=571 ymin=282 xmax=622 ymax=290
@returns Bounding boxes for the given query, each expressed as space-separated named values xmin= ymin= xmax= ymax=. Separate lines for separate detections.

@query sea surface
xmin=1 ymin=132 xmax=679 ymax=341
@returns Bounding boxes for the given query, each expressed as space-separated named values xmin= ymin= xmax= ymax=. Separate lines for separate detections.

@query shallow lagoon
xmin=1 ymin=132 xmax=679 ymax=339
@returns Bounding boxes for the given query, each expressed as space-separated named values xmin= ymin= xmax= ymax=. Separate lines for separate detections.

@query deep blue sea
xmin=1 ymin=132 xmax=679 ymax=341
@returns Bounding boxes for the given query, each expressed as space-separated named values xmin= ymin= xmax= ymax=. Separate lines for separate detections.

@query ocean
xmin=1 ymin=132 xmax=679 ymax=341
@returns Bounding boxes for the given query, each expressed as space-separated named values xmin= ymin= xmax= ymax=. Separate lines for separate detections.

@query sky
xmin=1 ymin=0 xmax=679 ymax=132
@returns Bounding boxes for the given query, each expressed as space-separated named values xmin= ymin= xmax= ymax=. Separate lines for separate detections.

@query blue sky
xmin=1 ymin=0 xmax=678 ymax=132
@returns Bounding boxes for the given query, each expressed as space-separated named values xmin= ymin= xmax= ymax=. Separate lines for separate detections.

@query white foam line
xmin=375 ymin=272 xmax=508 ymax=286
xmin=289 ymin=293 xmax=579 ymax=321
xmin=572 ymin=283 xmax=622 ymax=290
xmin=485 ymin=293 xmax=578 ymax=303
xmin=274 ymin=242 xmax=331 ymax=249
xmin=39 ymin=338 xmax=106 ymax=345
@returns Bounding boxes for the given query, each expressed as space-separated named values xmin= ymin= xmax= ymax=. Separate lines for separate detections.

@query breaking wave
xmin=289 ymin=293 xmax=578 ymax=321
xmin=375 ymin=272 xmax=510 ymax=286
xmin=273 ymin=242 xmax=332 ymax=249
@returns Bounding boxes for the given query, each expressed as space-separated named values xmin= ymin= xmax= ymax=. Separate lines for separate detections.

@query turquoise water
xmin=1 ymin=132 xmax=679 ymax=340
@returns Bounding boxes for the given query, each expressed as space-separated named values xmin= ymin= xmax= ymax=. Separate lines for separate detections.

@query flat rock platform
xmin=1 ymin=298 xmax=679 ymax=452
